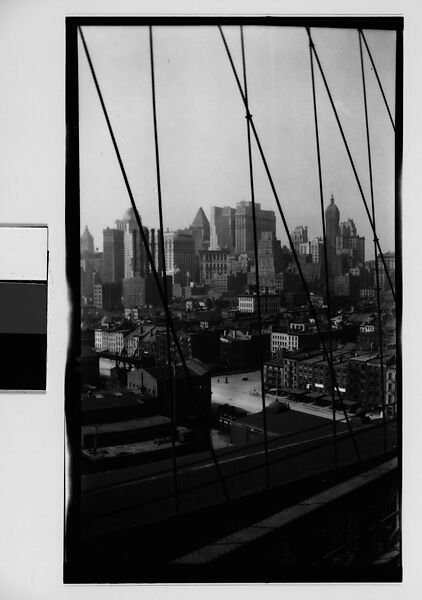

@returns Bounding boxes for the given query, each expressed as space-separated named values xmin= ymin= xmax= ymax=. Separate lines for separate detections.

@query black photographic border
xmin=65 ymin=15 xmax=403 ymax=584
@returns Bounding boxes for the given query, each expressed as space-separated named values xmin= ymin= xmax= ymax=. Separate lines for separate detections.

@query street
xmin=211 ymin=370 xmax=275 ymax=413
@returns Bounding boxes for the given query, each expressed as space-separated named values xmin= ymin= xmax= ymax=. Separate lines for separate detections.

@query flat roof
xmin=82 ymin=415 xmax=170 ymax=435
xmin=81 ymin=390 xmax=145 ymax=412
xmin=82 ymin=439 xmax=183 ymax=461
xmin=348 ymin=352 xmax=380 ymax=363
xmin=141 ymin=359 xmax=209 ymax=380
xmin=233 ymin=406 xmax=351 ymax=440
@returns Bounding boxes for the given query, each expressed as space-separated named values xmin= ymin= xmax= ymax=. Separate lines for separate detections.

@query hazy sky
xmin=78 ymin=24 xmax=396 ymax=258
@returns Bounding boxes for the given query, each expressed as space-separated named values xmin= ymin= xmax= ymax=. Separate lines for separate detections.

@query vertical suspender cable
xmin=149 ymin=25 xmax=180 ymax=514
xmin=358 ymin=30 xmax=388 ymax=453
xmin=359 ymin=29 xmax=395 ymax=132
xmin=306 ymin=28 xmax=396 ymax=302
xmin=218 ymin=25 xmax=362 ymax=463
xmin=308 ymin=40 xmax=338 ymax=472
xmin=78 ymin=26 xmax=230 ymax=503
xmin=240 ymin=25 xmax=270 ymax=491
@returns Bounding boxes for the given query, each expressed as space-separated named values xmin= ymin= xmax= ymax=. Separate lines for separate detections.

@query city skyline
xmin=81 ymin=194 xmax=390 ymax=258
xmin=79 ymin=26 xmax=396 ymax=260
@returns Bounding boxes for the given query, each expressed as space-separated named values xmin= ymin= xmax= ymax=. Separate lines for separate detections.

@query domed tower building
xmin=325 ymin=194 xmax=340 ymax=276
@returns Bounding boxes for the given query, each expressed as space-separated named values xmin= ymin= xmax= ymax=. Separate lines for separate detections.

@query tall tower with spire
xmin=325 ymin=194 xmax=340 ymax=274
xmin=80 ymin=226 xmax=94 ymax=256
xmin=190 ymin=207 xmax=210 ymax=253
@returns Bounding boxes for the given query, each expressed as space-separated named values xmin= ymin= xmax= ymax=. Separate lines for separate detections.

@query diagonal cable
xmin=240 ymin=25 xmax=270 ymax=490
xmin=359 ymin=29 xmax=395 ymax=131
xmin=308 ymin=37 xmax=338 ymax=472
xmin=78 ymin=25 xmax=230 ymax=503
xmin=218 ymin=25 xmax=361 ymax=463
xmin=358 ymin=30 xmax=388 ymax=452
xmin=307 ymin=28 xmax=396 ymax=301
xmin=149 ymin=25 xmax=180 ymax=514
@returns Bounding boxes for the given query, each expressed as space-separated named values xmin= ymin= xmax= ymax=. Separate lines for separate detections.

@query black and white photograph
xmin=12 ymin=0 xmax=422 ymax=595
xmin=65 ymin=16 xmax=402 ymax=583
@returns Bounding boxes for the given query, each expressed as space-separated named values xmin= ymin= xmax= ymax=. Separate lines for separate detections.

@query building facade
xmin=325 ymin=194 xmax=340 ymax=276
xmin=127 ymin=361 xmax=211 ymax=424
xmin=94 ymin=329 xmax=129 ymax=354
xmin=198 ymin=248 xmax=230 ymax=285
xmin=115 ymin=208 xmax=150 ymax=279
xmin=292 ymin=225 xmax=308 ymax=253
xmin=81 ymin=225 xmax=94 ymax=255
xmin=103 ymin=228 xmax=124 ymax=284
xmin=238 ymin=294 xmax=281 ymax=315
xmin=122 ymin=276 xmax=145 ymax=308
xmin=209 ymin=206 xmax=236 ymax=252
xmin=270 ymin=331 xmax=320 ymax=356
xmin=235 ymin=201 xmax=276 ymax=257
xmin=190 ymin=207 xmax=210 ymax=252
xmin=257 ymin=231 xmax=284 ymax=277
xmin=385 ymin=363 xmax=397 ymax=418
xmin=164 ymin=229 xmax=195 ymax=287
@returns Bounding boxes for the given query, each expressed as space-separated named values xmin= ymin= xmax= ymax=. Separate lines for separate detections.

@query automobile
xmin=242 ymin=376 xmax=248 ymax=381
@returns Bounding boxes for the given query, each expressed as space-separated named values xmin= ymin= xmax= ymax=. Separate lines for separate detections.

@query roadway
xmin=211 ymin=370 xmax=274 ymax=413
xmin=81 ymin=418 xmax=397 ymax=539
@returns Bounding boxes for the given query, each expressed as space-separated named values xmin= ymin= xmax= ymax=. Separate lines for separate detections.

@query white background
xmin=0 ymin=1 xmax=420 ymax=598
xmin=0 ymin=227 xmax=47 ymax=280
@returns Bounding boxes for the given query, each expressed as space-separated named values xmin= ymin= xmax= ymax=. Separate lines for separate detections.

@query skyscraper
xmin=116 ymin=208 xmax=150 ymax=278
xmin=235 ymin=201 xmax=276 ymax=257
xmin=164 ymin=229 xmax=195 ymax=286
xmin=336 ymin=218 xmax=365 ymax=267
xmin=190 ymin=207 xmax=210 ymax=253
xmin=209 ymin=206 xmax=236 ymax=252
xmin=310 ymin=237 xmax=324 ymax=264
xmin=80 ymin=226 xmax=94 ymax=256
xmin=190 ymin=208 xmax=210 ymax=282
xmin=257 ymin=231 xmax=283 ymax=277
xmin=325 ymin=195 xmax=365 ymax=278
xmin=80 ymin=226 xmax=103 ymax=299
xmin=325 ymin=194 xmax=340 ymax=275
xmin=103 ymin=228 xmax=124 ymax=284
xmin=292 ymin=225 xmax=308 ymax=253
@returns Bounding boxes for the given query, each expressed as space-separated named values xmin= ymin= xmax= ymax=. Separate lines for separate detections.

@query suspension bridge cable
xmin=149 ymin=25 xmax=180 ymax=514
xmin=306 ymin=28 xmax=396 ymax=301
xmin=358 ymin=30 xmax=388 ymax=453
xmin=359 ymin=29 xmax=396 ymax=132
xmin=240 ymin=25 xmax=270 ymax=491
xmin=78 ymin=26 xmax=230 ymax=503
xmin=218 ymin=25 xmax=362 ymax=463
xmin=308 ymin=39 xmax=338 ymax=473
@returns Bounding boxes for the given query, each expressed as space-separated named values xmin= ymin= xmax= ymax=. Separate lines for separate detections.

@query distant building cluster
xmin=81 ymin=194 xmax=394 ymax=312
xmin=80 ymin=195 xmax=396 ymax=444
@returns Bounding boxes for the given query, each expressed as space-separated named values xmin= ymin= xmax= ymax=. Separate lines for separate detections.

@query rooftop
xmin=142 ymin=358 xmax=210 ymax=381
xmin=82 ymin=415 xmax=171 ymax=436
xmin=233 ymin=403 xmax=352 ymax=442
xmin=81 ymin=390 xmax=145 ymax=413
xmin=82 ymin=439 xmax=183 ymax=461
